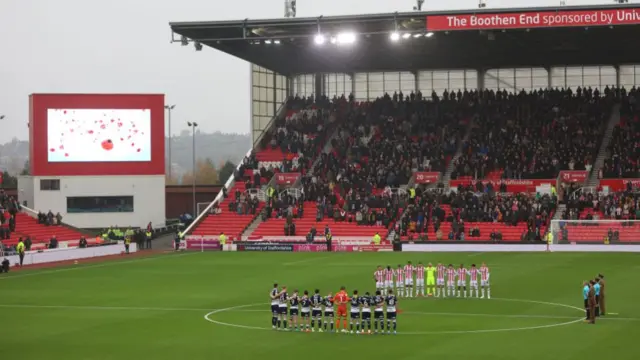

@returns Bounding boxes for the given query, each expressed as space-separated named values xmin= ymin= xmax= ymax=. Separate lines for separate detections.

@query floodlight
xmin=265 ymin=39 xmax=273 ymax=44
xmin=426 ymin=32 xmax=434 ymax=37
xmin=390 ymin=32 xmax=400 ymax=41
xmin=336 ymin=32 xmax=356 ymax=44
xmin=274 ymin=39 xmax=281 ymax=44
xmin=314 ymin=34 xmax=326 ymax=45
xmin=402 ymin=33 xmax=411 ymax=39
xmin=413 ymin=33 xmax=423 ymax=38
xmin=330 ymin=36 xmax=337 ymax=44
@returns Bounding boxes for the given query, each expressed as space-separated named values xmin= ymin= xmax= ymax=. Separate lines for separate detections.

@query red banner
xmin=427 ymin=8 xmax=640 ymax=31
xmin=449 ymin=179 xmax=555 ymax=193
xmin=275 ymin=172 xmax=301 ymax=185
xmin=293 ymin=244 xmax=393 ymax=252
xmin=559 ymin=170 xmax=588 ymax=183
xmin=599 ymin=179 xmax=640 ymax=191
xmin=414 ymin=172 xmax=440 ymax=184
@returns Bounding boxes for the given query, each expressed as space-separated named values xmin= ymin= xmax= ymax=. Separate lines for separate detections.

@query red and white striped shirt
xmin=457 ymin=268 xmax=467 ymax=281
xmin=375 ymin=270 xmax=384 ymax=282
xmin=480 ymin=266 xmax=490 ymax=281
xmin=469 ymin=267 xmax=479 ymax=282
xmin=404 ymin=264 xmax=414 ymax=279
xmin=396 ymin=269 xmax=405 ymax=282
xmin=416 ymin=265 xmax=425 ymax=280
xmin=385 ymin=269 xmax=395 ymax=282
xmin=446 ymin=268 xmax=457 ymax=282
xmin=436 ymin=265 xmax=446 ymax=280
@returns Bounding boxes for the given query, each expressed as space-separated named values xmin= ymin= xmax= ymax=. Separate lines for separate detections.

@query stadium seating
xmin=190 ymin=181 xmax=263 ymax=239
xmin=189 ymin=98 xmax=337 ymax=238
xmin=397 ymin=189 xmax=554 ymax=242
xmin=251 ymin=201 xmax=388 ymax=237
xmin=451 ymin=87 xmax=614 ymax=180
xmin=1 ymin=213 xmax=87 ymax=246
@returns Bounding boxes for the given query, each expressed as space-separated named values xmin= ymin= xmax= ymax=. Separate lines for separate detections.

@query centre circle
xmin=203 ymin=298 xmax=585 ymax=335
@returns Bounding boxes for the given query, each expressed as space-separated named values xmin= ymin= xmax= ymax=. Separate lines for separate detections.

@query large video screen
xmin=29 ymin=93 xmax=165 ymax=176
xmin=47 ymin=109 xmax=151 ymax=162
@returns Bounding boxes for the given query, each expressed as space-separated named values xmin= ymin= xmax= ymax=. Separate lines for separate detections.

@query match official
xmin=17 ymin=238 xmax=25 ymax=267
xmin=593 ymin=277 xmax=601 ymax=317
xmin=582 ymin=281 xmax=590 ymax=322
xmin=588 ymin=280 xmax=596 ymax=324
xmin=597 ymin=274 xmax=606 ymax=316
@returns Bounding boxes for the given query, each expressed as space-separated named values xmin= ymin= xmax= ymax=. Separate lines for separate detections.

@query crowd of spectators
xmin=313 ymin=91 xmax=470 ymax=198
xmin=0 ymin=189 xmax=21 ymax=240
xmin=452 ymin=87 xmax=616 ymax=180
xmin=397 ymin=185 xmax=556 ymax=242
xmin=602 ymin=86 xmax=640 ymax=178
xmin=565 ymin=186 xmax=640 ymax=220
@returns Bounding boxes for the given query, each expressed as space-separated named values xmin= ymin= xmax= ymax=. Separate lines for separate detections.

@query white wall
xmin=31 ymin=175 xmax=165 ymax=229
xmin=17 ymin=175 xmax=35 ymax=208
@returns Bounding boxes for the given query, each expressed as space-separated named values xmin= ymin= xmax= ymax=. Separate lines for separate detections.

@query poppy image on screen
xmin=47 ymin=109 xmax=152 ymax=162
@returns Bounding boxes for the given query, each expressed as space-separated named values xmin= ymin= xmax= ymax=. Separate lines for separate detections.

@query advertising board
xmin=427 ymin=8 xmax=640 ymax=31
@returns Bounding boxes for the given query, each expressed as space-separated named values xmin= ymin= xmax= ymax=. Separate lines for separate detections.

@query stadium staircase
xmin=387 ymin=116 xmax=475 ymax=241
xmin=586 ymin=103 xmax=621 ymax=187
xmin=440 ymin=115 xmax=476 ymax=185
xmin=182 ymin=101 xmax=291 ymax=238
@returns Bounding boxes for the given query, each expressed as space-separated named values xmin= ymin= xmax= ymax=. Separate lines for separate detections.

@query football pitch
xmin=0 ymin=251 xmax=638 ymax=360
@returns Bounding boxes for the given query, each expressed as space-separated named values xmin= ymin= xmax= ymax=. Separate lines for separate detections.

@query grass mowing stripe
xmin=0 ymin=252 xmax=198 ymax=280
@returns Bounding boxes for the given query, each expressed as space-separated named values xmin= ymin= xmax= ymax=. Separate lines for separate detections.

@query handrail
xmin=182 ymin=100 xmax=289 ymax=236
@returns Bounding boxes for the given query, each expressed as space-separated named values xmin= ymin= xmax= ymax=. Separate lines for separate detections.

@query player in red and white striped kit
xmin=435 ymin=263 xmax=446 ymax=298
xmin=395 ymin=264 xmax=405 ymax=297
xmin=456 ymin=264 xmax=468 ymax=298
xmin=374 ymin=265 xmax=385 ymax=292
xmin=415 ymin=262 xmax=426 ymax=297
xmin=384 ymin=266 xmax=395 ymax=290
xmin=468 ymin=264 xmax=480 ymax=298
xmin=446 ymin=264 xmax=457 ymax=297
xmin=403 ymin=261 xmax=415 ymax=297
xmin=480 ymin=262 xmax=491 ymax=299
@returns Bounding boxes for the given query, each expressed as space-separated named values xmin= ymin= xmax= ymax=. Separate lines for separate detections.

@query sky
xmin=0 ymin=0 xmax=613 ymax=144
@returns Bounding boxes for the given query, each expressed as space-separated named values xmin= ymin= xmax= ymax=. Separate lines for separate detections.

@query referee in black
xmin=17 ymin=238 xmax=26 ymax=267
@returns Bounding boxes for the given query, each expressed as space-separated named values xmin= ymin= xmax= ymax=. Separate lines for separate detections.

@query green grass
xmin=0 ymin=252 xmax=638 ymax=360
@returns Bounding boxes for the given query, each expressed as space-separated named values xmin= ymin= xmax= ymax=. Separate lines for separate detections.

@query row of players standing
xmin=270 ymin=285 xmax=399 ymax=334
xmin=374 ymin=261 xmax=491 ymax=299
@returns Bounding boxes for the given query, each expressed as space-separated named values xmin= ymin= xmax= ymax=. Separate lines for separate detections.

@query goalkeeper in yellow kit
xmin=425 ymin=263 xmax=436 ymax=296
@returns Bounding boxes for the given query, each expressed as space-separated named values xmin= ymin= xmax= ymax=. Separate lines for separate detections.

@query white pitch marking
xmin=0 ymin=252 xmax=198 ymax=280
xmin=0 ymin=304 xmax=263 ymax=312
xmin=203 ymin=298 xmax=593 ymax=334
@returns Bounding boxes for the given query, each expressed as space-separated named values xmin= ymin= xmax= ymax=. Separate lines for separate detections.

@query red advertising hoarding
xmin=427 ymin=8 xmax=640 ymax=31
xmin=559 ymin=170 xmax=588 ymax=183
xmin=414 ymin=172 xmax=440 ymax=184
xmin=275 ymin=172 xmax=301 ymax=185
xmin=449 ymin=179 xmax=555 ymax=193
xmin=29 ymin=93 xmax=165 ymax=176
xmin=600 ymin=179 xmax=640 ymax=191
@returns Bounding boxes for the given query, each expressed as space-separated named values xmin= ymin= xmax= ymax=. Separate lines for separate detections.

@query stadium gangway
xmin=183 ymin=101 xmax=289 ymax=236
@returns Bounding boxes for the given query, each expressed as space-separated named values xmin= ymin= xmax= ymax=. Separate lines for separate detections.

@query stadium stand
xmin=451 ymin=87 xmax=615 ymax=180
xmin=560 ymin=188 xmax=640 ymax=242
xmin=188 ymin=97 xmax=339 ymax=238
xmin=396 ymin=185 xmax=555 ymax=242
xmin=251 ymin=91 xmax=474 ymax=238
